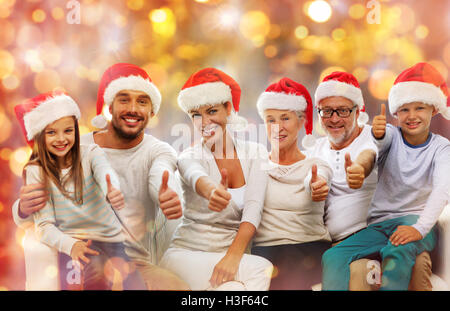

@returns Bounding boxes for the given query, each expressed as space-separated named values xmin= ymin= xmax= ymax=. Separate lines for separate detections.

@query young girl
xmin=15 ymin=91 xmax=145 ymax=290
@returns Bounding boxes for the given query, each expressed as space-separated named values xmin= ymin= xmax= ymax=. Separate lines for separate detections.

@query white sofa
xmin=431 ymin=204 xmax=450 ymax=290
xmin=21 ymin=212 xmax=182 ymax=290
xmin=21 ymin=204 xmax=450 ymax=291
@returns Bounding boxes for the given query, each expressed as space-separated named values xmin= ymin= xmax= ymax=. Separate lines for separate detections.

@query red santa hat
xmin=388 ymin=62 xmax=450 ymax=120
xmin=14 ymin=91 xmax=81 ymax=146
xmin=177 ymin=67 xmax=248 ymax=130
xmin=256 ymin=77 xmax=316 ymax=149
xmin=91 ymin=63 xmax=162 ymax=128
xmin=314 ymin=71 xmax=369 ymax=124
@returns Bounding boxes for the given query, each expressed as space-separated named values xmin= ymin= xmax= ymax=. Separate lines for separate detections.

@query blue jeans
xmin=58 ymin=240 xmax=146 ymax=290
xmin=322 ymin=215 xmax=437 ymax=291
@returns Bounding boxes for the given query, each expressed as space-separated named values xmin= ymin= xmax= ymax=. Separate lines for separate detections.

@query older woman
xmin=159 ymin=68 xmax=273 ymax=290
xmin=251 ymin=78 xmax=333 ymax=290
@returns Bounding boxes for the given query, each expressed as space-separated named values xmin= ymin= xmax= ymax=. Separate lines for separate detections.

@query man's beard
xmin=321 ymin=114 xmax=357 ymax=146
xmin=111 ymin=115 xmax=148 ymax=140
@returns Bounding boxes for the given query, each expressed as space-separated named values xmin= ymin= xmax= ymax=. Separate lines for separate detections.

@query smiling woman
xmin=252 ymin=77 xmax=333 ymax=290
xmin=159 ymin=67 xmax=273 ymax=291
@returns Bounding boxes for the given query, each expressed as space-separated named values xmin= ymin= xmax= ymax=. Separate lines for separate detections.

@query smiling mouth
xmin=121 ymin=116 xmax=143 ymax=125
xmin=406 ymin=121 xmax=421 ymax=128
xmin=53 ymin=144 xmax=68 ymax=151
xmin=327 ymin=125 xmax=344 ymax=129
xmin=202 ymin=125 xmax=219 ymax=136
xmin=274 ymin=135 xmax=287 ymax=140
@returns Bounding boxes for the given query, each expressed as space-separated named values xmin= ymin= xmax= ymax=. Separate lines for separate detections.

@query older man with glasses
xmin=306 ymin=72 xmax=431 ymax=291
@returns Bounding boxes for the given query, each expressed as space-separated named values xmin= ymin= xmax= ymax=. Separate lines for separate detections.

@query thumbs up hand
xmin=310 ymin=164 xmax=329 ymax=202
xmin=345 ymin=153 xmax=365 ymax=189
xmin=158 ymin=171 xmax=182 ymax=220
xmin=208 ymin=168 xmax=232 ymax=212
xmin=106 ymin=174 xmax=125 ymax=210
xmin=372 ymin=104 xmax=387 ymax=139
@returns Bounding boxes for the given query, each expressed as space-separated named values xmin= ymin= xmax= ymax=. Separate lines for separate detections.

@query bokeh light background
xmin=0 ymin=0 xmax=449 ymax=290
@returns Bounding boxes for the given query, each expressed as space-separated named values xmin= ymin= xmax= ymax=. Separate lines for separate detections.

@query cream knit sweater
xmin=253 ymin=157 xmax=333 ymax=247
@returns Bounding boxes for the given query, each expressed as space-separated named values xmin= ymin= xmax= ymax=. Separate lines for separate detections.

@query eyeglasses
xmin=318 ymin=106 xmax=357 ymax=118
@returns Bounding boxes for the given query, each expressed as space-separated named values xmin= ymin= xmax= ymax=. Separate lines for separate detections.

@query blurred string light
xmin=32 ymin=9 xmax=46 ymax=23
xmin=348 ymin=3 xmax=366 ymax=19
xmin=294 ymin=25 xmax=309 ymax=40
xmin=239 ymin=11 xmax=271 ymax=47
xmin=307 ymin=0 xmax=332 ymax=23
xmin=51 ymin=7 xmax=65 ymax=20
xmin=217 ymin=5 xmax=241 ymax=30
xmin=368 ymin=69 xmax=396 ymax=100
xmin=415 ymin=25 xmax=429 ymax=39
xmin=0 ymin=106 xmax=12 ymax=144
xmin=9 ymin=147 xmax=32 ymax=177
xmin=149 ymin=7 xmax=176 ymax=38
xmin=0 ymin=49 xmax=14 ymax=78
xmin=127 ymin=0 xmax=145 ymax=11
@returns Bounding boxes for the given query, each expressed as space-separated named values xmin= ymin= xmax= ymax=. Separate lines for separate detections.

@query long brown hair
xmin=24 ymin=116 xmax=84 ymax=205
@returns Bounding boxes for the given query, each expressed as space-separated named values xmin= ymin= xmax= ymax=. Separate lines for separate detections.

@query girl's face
xmin=264 ymin=109 xmax=304 ymax=152
xmin=189 ymin=102 xmax=231 ymax=142
xmin=44 ymin=116 xmax=76 ymax=165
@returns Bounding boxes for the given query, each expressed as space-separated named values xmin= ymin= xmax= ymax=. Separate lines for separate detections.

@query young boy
xmin=321 ymin=62 xmax=450 ymax=290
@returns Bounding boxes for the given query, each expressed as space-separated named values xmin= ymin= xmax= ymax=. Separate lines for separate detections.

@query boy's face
xmin=395 ymin=102 xmax=437 ymax=138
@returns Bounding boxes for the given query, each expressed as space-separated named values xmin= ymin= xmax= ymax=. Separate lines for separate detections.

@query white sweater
xmin=253 ymin=157 xmax=333 ymax=247
xmin=13 ymin=133 xmax=183 ymax=265
xmin=305 ymin=124 xmax=378 ymax=241
xmin=170 ymin=137 xmax=269 ymax=253
xmin=28 ymin=144 xmax=124 ymax=256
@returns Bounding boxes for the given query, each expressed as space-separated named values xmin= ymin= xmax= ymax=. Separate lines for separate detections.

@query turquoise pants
xmin=322 ymin=215 xmax=437 ymax=290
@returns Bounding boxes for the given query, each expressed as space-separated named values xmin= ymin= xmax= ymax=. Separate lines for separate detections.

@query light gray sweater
xmin=369 ymin=124 xmax=450 ymax=237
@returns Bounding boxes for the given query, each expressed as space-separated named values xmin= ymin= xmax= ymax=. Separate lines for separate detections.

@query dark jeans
xmin=58 ymin=240 xmax=146 ymax=290
xmin=252 ymin=241 xmax=331 ymax=290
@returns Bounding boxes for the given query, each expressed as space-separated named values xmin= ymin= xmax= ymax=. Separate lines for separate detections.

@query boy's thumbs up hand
xmin=372 ymin=103 xmax=387 ymax=139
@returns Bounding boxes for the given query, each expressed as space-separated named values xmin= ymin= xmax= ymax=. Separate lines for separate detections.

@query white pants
xmin=160 ymin=247 xmax=273 ymax=291
xmin=23 ymin=229 xmax=60 ymax=290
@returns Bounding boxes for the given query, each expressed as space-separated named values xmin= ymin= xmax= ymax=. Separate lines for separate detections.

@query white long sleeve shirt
xmin=13 ymin=133 xmax=183 ymax=265
xmin=170 ymin=137 xmax=269 ymax=253
xmin=253 ymin=157 xmax=333 ymax=247
xmin=305 ymin=124 xmax=379 ymax=242
xmin=28 ymin=144 xmax=124 ymax=256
